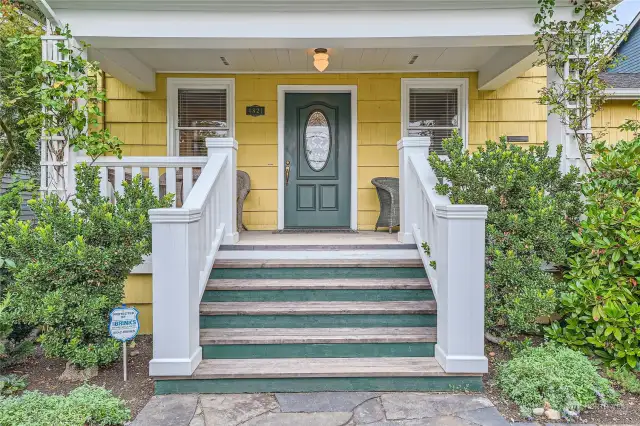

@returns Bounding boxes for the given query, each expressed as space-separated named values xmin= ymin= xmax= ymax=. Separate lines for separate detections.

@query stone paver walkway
xmin=132 ymin=392 xmax=510 ymax=425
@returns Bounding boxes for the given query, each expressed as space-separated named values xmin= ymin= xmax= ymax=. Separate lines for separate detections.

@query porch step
xmin=212 ymin=259 xmax=424 ymax=268
xmin=200 ymin=301 xmax=436 ymax=316
xmin=200 ymin=327 xmax=436 ymax=344
xmin=199 ymin=327 xmax=436 ymax=359
xmin=202 ymin=278 xmax=434 ymax=302
xmin=154 ymin=357 xmax=483 ymax=394
xmin=210 ymin=266 xmax=427 ymax=280
xmin=206 ymin=278 xmax=431 ymax=290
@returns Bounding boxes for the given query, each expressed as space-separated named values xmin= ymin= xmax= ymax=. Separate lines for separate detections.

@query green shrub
xmin=546 ymin=136 xmax=640 ymax=369
xmin=606 ymin=367 xmax=640 ymax=394
xmin=0 ymin=294 xmax=33 ymax=370
xmin=0 ymin=384 xmax=131 ymax=426
xmin=497 ymin=344 xmax=618 ymax=415
xmin=0 ymin=374 xmax=27 ymax=396
xmin=0 ymin=164 xmax=172 ymax=368
xmin=429 ymin=133 xmax=582 ymax=335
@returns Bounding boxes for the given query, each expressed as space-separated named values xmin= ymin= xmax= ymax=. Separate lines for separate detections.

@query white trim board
xmin=277 ymin=85 xmax=358 ymax=231
xmin=166 ymin=77 xmax=235 ymax=157
xmin=400 ymin=78 xmax=469 ymax=150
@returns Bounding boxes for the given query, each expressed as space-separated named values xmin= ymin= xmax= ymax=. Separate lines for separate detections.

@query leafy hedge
xmin=0 ymin=164 xmax=171 ymax=368
xmin=547 ymin=136 xmax=640 ymax=369
xmin=429 ymin=133 xmax=582 ymax=335
xmin=0 ymin=385 xmax=130 ymax=426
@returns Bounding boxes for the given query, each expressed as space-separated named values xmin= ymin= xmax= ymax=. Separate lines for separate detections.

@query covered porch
xmin=35 ymin=0 xmax=579 ymax=386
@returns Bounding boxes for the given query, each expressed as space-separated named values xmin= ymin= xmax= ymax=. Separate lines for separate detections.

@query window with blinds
xmin=407 ymin=88 xmax=459 ymax=155
xmin=176 ymin=89 xmax=228 ymax=156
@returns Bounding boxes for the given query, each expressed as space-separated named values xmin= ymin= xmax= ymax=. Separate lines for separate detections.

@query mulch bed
xmin=5 ymin=335 xmax=154 ymax=418
xmin=483 ymin=341 xmax=640 ymax=425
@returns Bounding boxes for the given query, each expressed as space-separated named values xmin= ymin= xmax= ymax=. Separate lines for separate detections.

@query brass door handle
xmin=285 ymin=160 xmax=291 ymax=186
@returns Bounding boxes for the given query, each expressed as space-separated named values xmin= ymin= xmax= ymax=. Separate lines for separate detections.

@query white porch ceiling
xmin=123 ymin=47 xmax=504 ymax=73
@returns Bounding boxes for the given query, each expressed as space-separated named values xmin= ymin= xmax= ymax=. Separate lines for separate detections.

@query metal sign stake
xmin=123 ymin=343 xmax=127 ymax=382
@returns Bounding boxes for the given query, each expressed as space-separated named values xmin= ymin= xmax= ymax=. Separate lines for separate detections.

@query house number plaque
xmin=246 ymin=105 xmax=265 ymax=117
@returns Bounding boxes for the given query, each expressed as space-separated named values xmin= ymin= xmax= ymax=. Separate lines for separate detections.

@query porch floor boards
xmin=200 ymin=327 xmax=437 ymax=345
xmin=205 ymin=278 xmax=431 ymax=291
xmin=199 ymin=301 xmax=437 ymax=316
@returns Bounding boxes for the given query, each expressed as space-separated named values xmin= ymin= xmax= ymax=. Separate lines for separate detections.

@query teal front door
xmin=284 ymin=93 xmax=351 ymax=229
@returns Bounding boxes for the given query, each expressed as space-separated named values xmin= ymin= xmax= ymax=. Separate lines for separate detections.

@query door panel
xmin=284 ymin=93 xmax=351 ymax=228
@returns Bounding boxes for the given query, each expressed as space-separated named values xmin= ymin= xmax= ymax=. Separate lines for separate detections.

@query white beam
xmin=478 ymin=46 xmax=538 ymax=90
xmin=55 ymin=8 xmax=577 ymax=50
xmin=89 ymin=48 xmax=156 ymax=92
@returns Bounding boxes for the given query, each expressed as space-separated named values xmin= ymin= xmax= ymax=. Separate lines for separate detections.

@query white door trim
xmin=277 ymin=85 xmax=358 ymax=231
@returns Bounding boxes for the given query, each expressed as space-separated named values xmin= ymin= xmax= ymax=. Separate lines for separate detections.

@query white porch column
xmin=206 ymin=138 xmax=239 ymax=244
xmin=397 ymin=137 xmax=430 ymax=244
xmin=148 ymin=209 xmax=203 ymax=376
xmin=434 ymin=205 xmax=489 ymax=374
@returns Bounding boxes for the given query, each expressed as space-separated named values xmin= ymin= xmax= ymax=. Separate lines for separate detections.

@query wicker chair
xmin=237 ymin=170 xmax=250 ymax=232
xmin=371 ymin=177 xmax=400 ymax=233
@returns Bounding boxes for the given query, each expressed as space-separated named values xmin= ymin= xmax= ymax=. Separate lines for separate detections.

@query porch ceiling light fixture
xmin=313 ymin=48 xmax=329 ymax=72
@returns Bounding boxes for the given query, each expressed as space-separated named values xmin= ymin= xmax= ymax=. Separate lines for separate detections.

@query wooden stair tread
xmin=164 ymin=357 xmax=481 ymax=380
xmin=200 ymin=327 xmax=437 ymax=344
xmin=200 ymin=301 xmax=437 ymax=315
xmin=213 ymin=259 xmax=424 ymax=269
xmin=206 ymin=278 xmax=430 ymax=291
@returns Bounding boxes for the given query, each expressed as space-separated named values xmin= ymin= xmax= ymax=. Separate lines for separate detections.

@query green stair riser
xmin=210 ymin=267 xmax=427 ymax=280
xmin=200 ymin=314 xmax=437 ymax=328
xmin=202 ymin=289 xmax=434 ymax=302
xmin=202 ymin=342 xmax=435 ymax=359
xmin=155 ymin=376 xmax=483 ymax=394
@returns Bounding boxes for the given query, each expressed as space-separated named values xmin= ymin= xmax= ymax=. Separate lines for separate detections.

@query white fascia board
xmin=605 ymin=88 xmax=640 ymax=99
xmin=478 ymin=46 xmax=538 ymax=90
xmin=54 ymin=7 xmax=577 ymax=49
xmin=89 ymin=48 xmax=156 ymax=92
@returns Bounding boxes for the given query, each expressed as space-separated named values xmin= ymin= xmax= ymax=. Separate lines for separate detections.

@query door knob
xmin=285 ymin=160 xmax=291 ymax=186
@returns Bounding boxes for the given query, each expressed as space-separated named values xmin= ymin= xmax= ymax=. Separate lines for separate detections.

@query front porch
xmin=35 ymin=0 xmax=581 ymax=393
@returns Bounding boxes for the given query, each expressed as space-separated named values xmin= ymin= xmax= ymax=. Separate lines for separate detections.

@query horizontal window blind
xmin=407 ymin=88 xmax=459 ymax=155
xmin=177 ymin=89 xmax=228 ymax=156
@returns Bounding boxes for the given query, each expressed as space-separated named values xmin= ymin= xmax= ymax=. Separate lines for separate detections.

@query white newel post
xmin=206 ymin=138 xmax=239 ymax=245
xmin=397 ymin=137 xmax=431 ymax=243
xmin=148 ymin=210 xmax=203 ymax=376
xmin=434 ymin=205 xmax=489 ymax=374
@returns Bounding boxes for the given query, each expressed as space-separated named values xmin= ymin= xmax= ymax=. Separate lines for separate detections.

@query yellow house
xmin=35 ymin=0 xmax=625 ymax=394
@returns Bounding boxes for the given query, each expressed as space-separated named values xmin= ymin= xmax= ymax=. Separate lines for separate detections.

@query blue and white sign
xmin=109 ymin=305 xmax=140 ymax=342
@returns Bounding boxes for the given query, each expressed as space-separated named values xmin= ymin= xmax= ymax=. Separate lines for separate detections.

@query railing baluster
xmin=166 ymin=168 xmax=177 ymax=207
xmin=114 ymin=167 xmax=125 ymax=195
xmin=149 ymin=168 xmax=160 ymax=198
xmin=98 ymin=167 xmax=109 ymax=197
xmin=183 ymin=167 xmax=193 ymax=200
xmin=132 ymin=166 xmax=142 ymax=179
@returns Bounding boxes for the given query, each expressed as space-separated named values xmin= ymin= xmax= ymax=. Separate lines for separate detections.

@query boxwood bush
xmin=0 ymin=164 xmax=171 ymax=368
xmin=547 ymin=135 xmax=640 ymax=369
xmin=429 ymin=133 xmax=582 ymax=336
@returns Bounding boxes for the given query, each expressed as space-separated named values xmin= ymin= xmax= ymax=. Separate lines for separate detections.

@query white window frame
xmin=400 ymin=78 xmax=469 ymax=151
xmin=166 ymin=78 xmax=235 ymax=157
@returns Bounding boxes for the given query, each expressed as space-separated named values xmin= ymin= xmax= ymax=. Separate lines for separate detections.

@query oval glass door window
xmin=304 ymin=110 xmax=331 ymax=171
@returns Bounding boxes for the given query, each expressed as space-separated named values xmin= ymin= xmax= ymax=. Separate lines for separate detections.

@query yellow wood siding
xmin=104 ymin=70 xmax=547 ymax=231
xmin=123 ymin=274 xmax=152 ymax=335
xmin=594 ymin=100 xmax=640 ymax=144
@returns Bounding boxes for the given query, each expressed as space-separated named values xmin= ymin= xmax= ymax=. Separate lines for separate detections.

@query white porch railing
xmin=398 ymin=137 xmax=489 ymax=374
xmin=75 ymin=155 xmax=208 ymax=206
xmin=148 ymin=138 xmax=238 ymax=377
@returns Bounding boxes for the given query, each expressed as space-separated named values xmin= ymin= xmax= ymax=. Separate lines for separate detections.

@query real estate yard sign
xmin=109 ymin=305 xmax=140 ymax=381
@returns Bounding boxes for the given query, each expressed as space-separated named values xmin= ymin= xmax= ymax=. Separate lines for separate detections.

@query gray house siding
xmin=1 ymin=172 xmax=36 ymax=220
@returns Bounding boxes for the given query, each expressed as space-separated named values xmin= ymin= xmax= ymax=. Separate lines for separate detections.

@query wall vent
xmin=408 ymin=55 xmax=419 ymax=65
xmin=220 ymin=56 xmax=230 ymax=66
